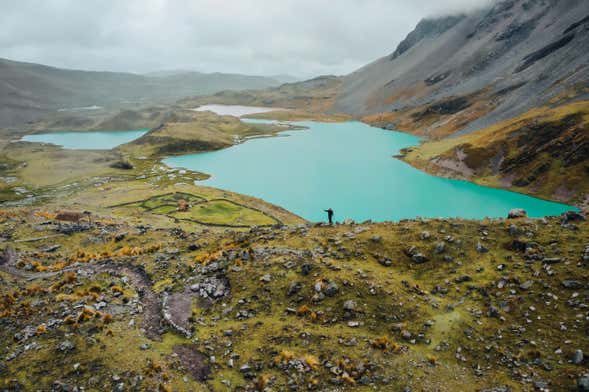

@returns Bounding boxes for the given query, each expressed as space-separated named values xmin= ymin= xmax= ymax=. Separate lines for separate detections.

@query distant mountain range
xmin=0 ymin=58 xmax=293 ymax=127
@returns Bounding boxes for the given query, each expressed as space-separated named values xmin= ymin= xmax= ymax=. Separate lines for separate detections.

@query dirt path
xmin=1 ymin=248 xmax=163 ymax=340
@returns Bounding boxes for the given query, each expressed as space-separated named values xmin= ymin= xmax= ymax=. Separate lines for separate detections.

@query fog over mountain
xmin=1 ymin=0 xmax=494 ymax=78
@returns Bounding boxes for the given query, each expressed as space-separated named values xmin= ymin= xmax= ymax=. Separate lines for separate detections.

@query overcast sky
xmin=1 ymin=0 xmax=494 ymax=78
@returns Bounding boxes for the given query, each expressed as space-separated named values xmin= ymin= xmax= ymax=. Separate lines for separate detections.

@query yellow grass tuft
xmin=274 ymin=350 xmax=296 ymax=365
xmin=35 ymin=324 xmax=47 ymax=335
xmin=303 ymin=354 xmax=320 ymax=370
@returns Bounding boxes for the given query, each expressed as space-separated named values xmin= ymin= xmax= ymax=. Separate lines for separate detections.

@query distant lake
xmin=164 ymin=119 xmax=575 ymax=222
xmin=193 ymin=104 xmax=285 ymax=117
xmin=22 ymin=129 xmax=148 ymax=150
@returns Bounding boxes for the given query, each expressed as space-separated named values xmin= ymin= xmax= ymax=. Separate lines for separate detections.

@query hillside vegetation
xmin=401 ymin=100 xmax=589 ymax=209
xmin=1 ymin=207 xmax=588 ymax=391
xmin=180 ymin=76 xmax=345 ymax=116
xmin=119 ymin=110 xmax=294 ymax=159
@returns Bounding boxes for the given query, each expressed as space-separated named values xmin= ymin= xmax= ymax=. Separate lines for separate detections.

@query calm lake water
xmin=193 ymin=104 xmax=285 ymax=117
xmin=22 ymin=129 xmax=148 ymax=150
xmin=164 ymin=120 xmax=575 ymax=222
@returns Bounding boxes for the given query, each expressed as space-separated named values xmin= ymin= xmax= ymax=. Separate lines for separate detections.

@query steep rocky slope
xmin=0 ymin=58 xmax=288 ymax=127
xmin=329 ymin=0 xmax=589 ymax=207
xmin=334 ymin=0 xmax=589 ymax=137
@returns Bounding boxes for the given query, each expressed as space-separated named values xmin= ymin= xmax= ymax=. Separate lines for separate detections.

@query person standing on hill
xmin=324 ymin=208 xmax=334 ymax=225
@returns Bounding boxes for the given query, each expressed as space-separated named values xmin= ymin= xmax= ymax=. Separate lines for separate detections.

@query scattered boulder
xmin=433 ymin=242 xmax=446 ymax=254
xmin=562 ymin=211 xmax=586 ymax=223
xmin=412 ymin=253 xmax=428 ymax=263
xmin=508 ymin=208 xmax=527 ymax=219
xmin=578 ymin=374 xmax=589 ymax=392
xmin=519 ymin=280 xmax=534 ymax=290
xmin=324 ymin=282 xmax=339 ymax=297
xmin=343 ymin=300 xmax=357 ymax=311
xmin=287 ymin=282 xmax=302 ymax=297
xmin=562 ymin=280 xmax=583 ymax=289
xmin=508 ymin=224 xmax=521 ymax=236
xmin=260 ymin=274 xmax=272 ymax=283
xmin=190 ymin=277 xmax=230 ymax=299
xmin=542 ymin=257 xmax=561 ymax=264
xmin=478 ymin=386 xmax=511 ymax=392
xmin=455 ymin=275 xmax=472 ymax=283
xmin=301 ymin=263 xmax=313 ymax=276
xmin=476 ymin=242 xmax=489 ymax=253
xmin=405 ymin=246 xmax=428 ymax=263
xmin=58 ymin=340 xmax=75 ymax=353
xmin=0 ymin=246 xmax=17 ymax=265
xmin=573 ymin=349 xmax=584 ymax=365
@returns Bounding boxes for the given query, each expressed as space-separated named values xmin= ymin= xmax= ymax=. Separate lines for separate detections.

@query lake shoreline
xmin=12 ymin=104 xmax=582 ymax=218
xmin=162 ymin=112 xmax=576 ymax=222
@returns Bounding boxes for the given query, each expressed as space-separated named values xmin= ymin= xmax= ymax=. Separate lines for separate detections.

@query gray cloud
xmin=1 ymin=0 xmax=494 ymax=78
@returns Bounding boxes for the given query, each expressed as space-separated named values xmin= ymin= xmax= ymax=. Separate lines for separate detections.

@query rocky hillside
xmin=401 ymin=99 xmax=589 ymax=210
xmin=334 ymin=0 xmax=589 ymax=136
xmin=1 ymin=208 xmax=588 ymax=391
xmin=329 ymin=0 xmax=589 ymax=207
xmin=0 ymin=58 xmax=288 ymax=127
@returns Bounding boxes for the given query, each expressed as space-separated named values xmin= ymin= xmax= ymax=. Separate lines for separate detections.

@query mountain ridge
xmin=334 ymin=0 xmax=589 ymax=132
xmin=0 ymin=57 xmax=289 ymax=127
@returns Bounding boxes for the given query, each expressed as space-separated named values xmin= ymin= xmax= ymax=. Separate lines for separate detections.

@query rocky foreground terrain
xmin=1 ymin=207 xmax=588 ymax=391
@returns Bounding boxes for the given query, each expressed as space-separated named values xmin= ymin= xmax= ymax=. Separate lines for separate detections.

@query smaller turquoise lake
xmin=164 ymin=120 xmax=575 ymax=222
xmin=22 ymin=129 xmax=148 ymax=150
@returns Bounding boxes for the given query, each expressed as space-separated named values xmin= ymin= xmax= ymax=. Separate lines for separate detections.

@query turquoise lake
xmin=164 ymin=120 xmax=575 ymax=222
xmin=22 ymin=129 xmax=148 ymax=150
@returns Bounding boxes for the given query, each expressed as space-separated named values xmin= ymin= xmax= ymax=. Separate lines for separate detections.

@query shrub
xmin=111 ymin=286 xmax=124 ymax=295
xmin=110 ymin=160 xmax=134 ymax=170
xmin=341 ymin=372 xmax=356 ymax=385
xmin=36 ymin=324 xmax=47 ymax=335
xmin=297 ymin=305 xmax=311 ymax=316
xmin=274 ymin=350 xmax=295 ymax=365
xmin=255 ymin=374 xmax=271 ymax=390
xmin=102 ymin=313 xmax=113 ymax=324
xmin=303 ymin=355 xmax=320 ymax=370
xmin=63 ymin=272 xmax=77 ymax=284
xmin=158 ymin=384 xmax=172 ymax=392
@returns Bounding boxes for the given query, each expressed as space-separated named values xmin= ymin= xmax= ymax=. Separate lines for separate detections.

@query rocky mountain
xmin=0 ymin=58 xmax=287 ymax=127
xmin=334 ymin=0 xmax=589 ymax=135
xmin=331 ymin=0 xmax=589 ymax=207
